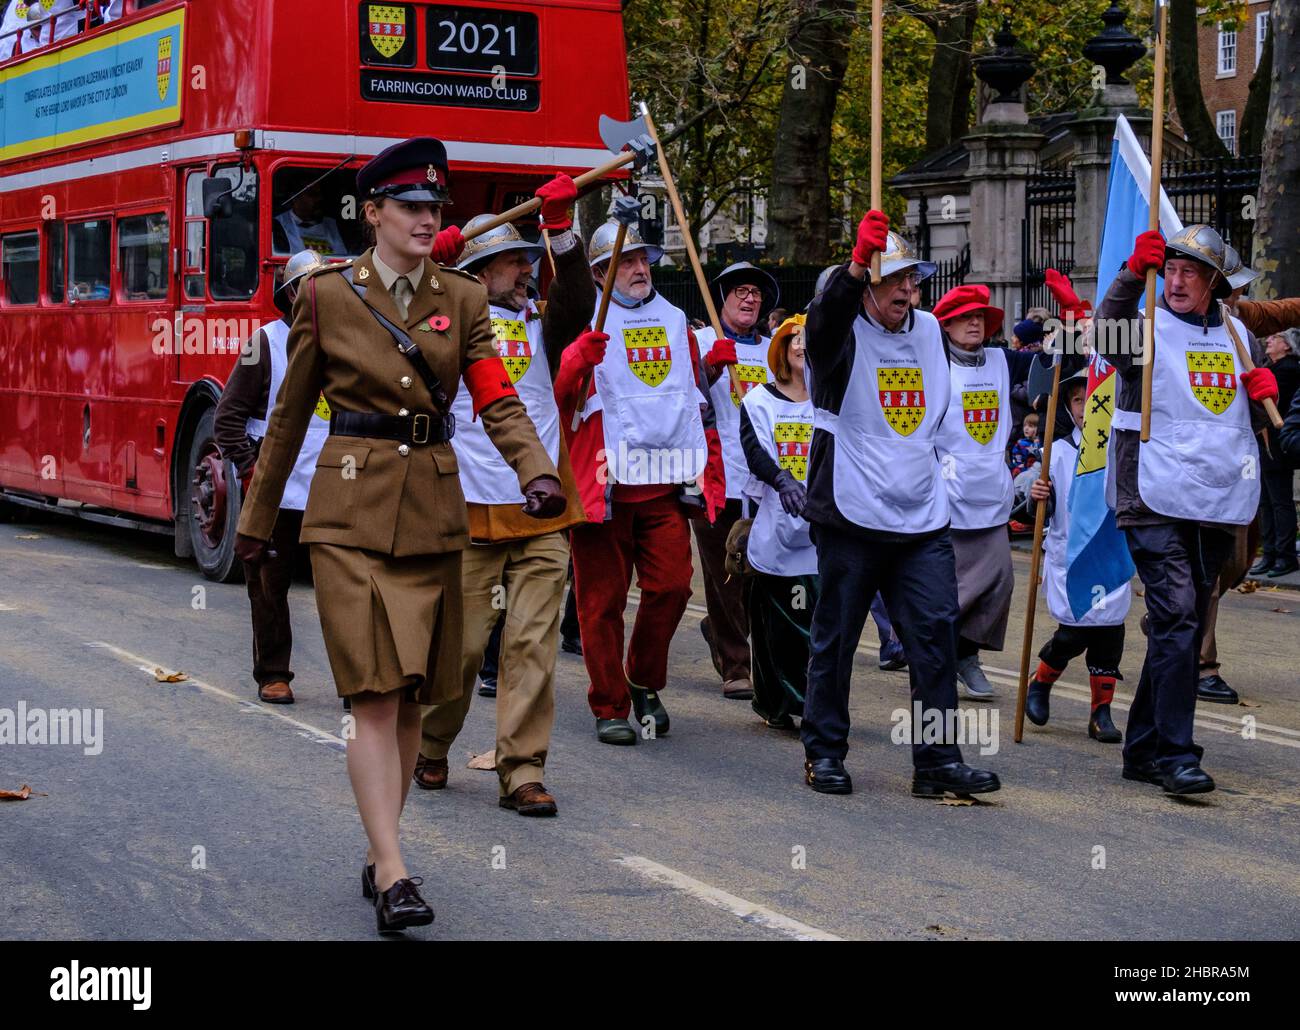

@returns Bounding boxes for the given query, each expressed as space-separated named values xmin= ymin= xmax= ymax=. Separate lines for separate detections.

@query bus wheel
xmin=186 ymin=408 xmax=244 ymax=584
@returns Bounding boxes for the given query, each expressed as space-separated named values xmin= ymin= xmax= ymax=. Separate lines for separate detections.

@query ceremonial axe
xmin=570 ymin=193 xmax=643 ymax=432
xmin=460 ymin=115 xmax=656 ymax=243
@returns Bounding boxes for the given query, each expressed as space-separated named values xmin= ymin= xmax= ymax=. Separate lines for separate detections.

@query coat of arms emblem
xmin=623 ymin=326 xmax=671 ymax=387
xmin=876 ymin=367 xmax=926 ymax=437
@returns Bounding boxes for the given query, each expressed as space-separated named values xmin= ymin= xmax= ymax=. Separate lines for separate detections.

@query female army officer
xmin=234 ymin=138 xmax=564 ymax=934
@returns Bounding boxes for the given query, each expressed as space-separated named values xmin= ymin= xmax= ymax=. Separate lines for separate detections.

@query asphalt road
xmin=2 ymin=512 xmax=1298 ymax=941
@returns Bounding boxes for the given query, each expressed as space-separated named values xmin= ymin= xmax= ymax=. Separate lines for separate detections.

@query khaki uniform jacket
xmin=237 ymin=248 xmax=557 ymax=556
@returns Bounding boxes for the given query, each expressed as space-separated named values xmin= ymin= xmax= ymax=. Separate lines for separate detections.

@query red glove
xmin=1127 ymin=230 xmax=1166 ymax=278
xmin=1043 ymin=268 xmax=1092 ymax=322
xmin=570 ymin=329 xmax=608 ymax=371
xmin=705 ymin=338 xmax=737 ymax=372
xmin=1241 ymin=366 xmax=1279 ymax=404
xmin=851 ymin=210 xmax=890 ymax=268
xmin=432 ymin=225 xmax=465 ymax=265
xmin=521 ymin=475 xmax=567 ymax=519
xmin=535 ymin=174 xmax=577 ymax=232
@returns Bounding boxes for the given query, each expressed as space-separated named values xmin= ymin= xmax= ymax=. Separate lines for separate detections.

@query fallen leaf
xmin=1237 ymin=580 xmax=1259 ymax=594
xmin=937 ymin=796 xmax=976 ymax=806
xmin=15 ymin=534 xmax=41 ymax=540
xmin=1271 ymin=607 xmax=1292 ymax=614
xmin=1134 ymin=589 xmax=1144 ymax=597
xmin=466 ymin=750 xmax=496 ymax=771
xmin=0 ymin=785 xmax=37 ymax=800
xmin=1238 ymin=699 xmax=1261 ymax=708
xmin=152 ymin=668 xmax=188 ymax=683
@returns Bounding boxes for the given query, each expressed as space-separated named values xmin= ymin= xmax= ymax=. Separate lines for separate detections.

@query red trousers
xmin=570 ymin=492 xmax=694 ymax=719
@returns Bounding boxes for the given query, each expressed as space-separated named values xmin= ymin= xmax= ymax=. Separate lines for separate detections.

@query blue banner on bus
xmin=0 ymin=8 xmax=184 ymax=162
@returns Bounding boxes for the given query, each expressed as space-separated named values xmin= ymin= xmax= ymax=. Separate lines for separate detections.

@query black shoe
xmin=1197 ymin=673 xmax=1239 ymax=705
xmin=1268 ymin=559 xmax=1299 ymax=578
xmin=595 ymin=718 xmax=637 ymax=745
xmin=1162 ymin=762 xmax=1215 ymax=796
xmin=804 ymin=757 xmax=852 ymax=794
xmin=1088 ymin=703 xmax=1122 ymax=743
xmin=361 ymin=862 xmax=376 ymax=900
xmin=561 ymin=635 xmax=583 ymax=656
xmin=1249 ymin=556 xmax=1275 ymax=576
xmin=911 ymin=762 xmax=1001 ymax=798
xmin=477 ymin=679 xmax=497 ymax=698
xmin=1024 ymin=680 xmax=1052 ymax=726
xmin=375 ymin=876 xmax=435 ymax=934
xmin=628 ymin=684 xmax=669 ymax=737
xmin=1121 ymin=759 xmax=1162 ymax=785
xmin=878 ymin=655 xmax=908 ymax=671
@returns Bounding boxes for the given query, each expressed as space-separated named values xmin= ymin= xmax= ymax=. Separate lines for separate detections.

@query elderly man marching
xmin=554 ymin=220 xmax=726 ymax=745
xmin=413 ymin=178 xmax=589 ymax=815
xmin=799 ymin=210 xmax=1001 ymax=798
xmin=693 ymin=262 xmax=781 ymax=700
xmin=1098 ymin=224 xmax=1278 ymax=795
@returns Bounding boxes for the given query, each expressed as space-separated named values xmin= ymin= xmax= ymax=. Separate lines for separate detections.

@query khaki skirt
xmin=309 ymin=543 xmax=463 ymax=704
xmin=951 ymin=525 xmax=1015 ymax=651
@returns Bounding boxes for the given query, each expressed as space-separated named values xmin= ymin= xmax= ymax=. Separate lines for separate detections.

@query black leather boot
xmin=1088 ymin=703 xmax=1122 ymax=743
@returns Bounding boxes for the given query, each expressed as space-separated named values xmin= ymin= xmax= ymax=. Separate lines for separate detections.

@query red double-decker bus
xmin=0 ymin=0 xmax=629 ymax=579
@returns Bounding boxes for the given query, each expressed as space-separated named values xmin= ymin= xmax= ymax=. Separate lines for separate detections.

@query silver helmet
xmin=457 ymin=213 xmax=544 ymax=272
xmin=878 ymin=231 xmax=937 ymax=281
xmin=275 ymin=249 xmax=327 ymax=297
xmin=1165 ymin=223 xmax=1231 ymax=298
xmin=587 ymin=219 xmax=663 ymax=269
xmin=1221 ymin=244 xmax=1258 ymax=292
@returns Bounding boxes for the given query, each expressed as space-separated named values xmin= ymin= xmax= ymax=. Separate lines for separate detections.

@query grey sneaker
xmin=956 ymin=654 xmax=995 ymax=700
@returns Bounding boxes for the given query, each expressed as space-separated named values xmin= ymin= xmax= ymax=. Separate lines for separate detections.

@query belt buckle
xmin=411 ymin=413 xmax=431 ymax=445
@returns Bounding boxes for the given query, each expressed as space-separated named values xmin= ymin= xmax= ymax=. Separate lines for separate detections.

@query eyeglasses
xmin=880 ymin=271 xmax=922 ymax=289
xmin=730 ymin=286 xmax=764 ymax=300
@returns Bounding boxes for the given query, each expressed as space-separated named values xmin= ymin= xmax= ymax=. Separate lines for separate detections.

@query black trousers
xmin=1122 ymin=522 xmax=1232 ymax=772
xmin=802 ymin=522 xmax=962 ymax=769
xmin=244 ymin=508 xmax=303 ymax=687
xmin=1257 ymin=465 xmax=1297 ymax=564
xmin=1040 ymin=622 xmax=1124 ymax=678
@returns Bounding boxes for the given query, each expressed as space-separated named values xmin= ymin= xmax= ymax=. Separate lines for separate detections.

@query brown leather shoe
xmin=413 ymin=755 xmax=448 ymax=790
xmin=257 ymin=680 xmax=294 ymax=704
xmin=499 ymin=782 xmax=557 ymax=817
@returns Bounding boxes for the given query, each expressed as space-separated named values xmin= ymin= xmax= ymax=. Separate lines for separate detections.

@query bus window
xmin=68 ymin=220 xmax=111 ymax=302
xmin=271 ymin=166 xmax=361 ymax=259
xmin=46 ymin=221 xmax=65 ymax=304
xmin=184 ymin=170 xmax=207 ymax=300
xmin=208 ymin=164 xmax=259 ymax=300
xmin=1 ymin=231 xmax=39 ymax=305
xmin=119 ymin=213 xmax=170 ymax=301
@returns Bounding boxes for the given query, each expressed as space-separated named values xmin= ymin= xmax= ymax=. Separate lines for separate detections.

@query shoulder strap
xmin=342 ymin=267 xmax=451 ymax=413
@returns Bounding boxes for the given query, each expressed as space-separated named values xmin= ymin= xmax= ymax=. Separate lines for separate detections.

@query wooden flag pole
xmin=870 ymin=0 xmax=883 ymax=284
xmin=1140 ymin=1 xmax=1168 ymax=443
xmin=1221 ymin=302 xmax=1284 ymax=428
xmin=639 ymin=103 xmax=726 ymax=341
xmin=1015 ymin=350 xmax=1064 ymax=743
xmin=569 ymin=223 xmax=628 ymax=432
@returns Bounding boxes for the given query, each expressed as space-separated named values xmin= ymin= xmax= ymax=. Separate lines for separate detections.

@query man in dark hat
xmin=693 ymin=261 xmax=780 ymax=700
xmin=1096 ymin=223 xmax=1278 ymax=795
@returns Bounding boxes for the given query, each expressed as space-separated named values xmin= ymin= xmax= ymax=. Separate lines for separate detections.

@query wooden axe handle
xmin=569 ymin=223 xmax=629 ymax=432
xmin=1222 ymin=303 xmax=1284 ymax=428
xmin=461 ymin=151 xmax=637 ymax=243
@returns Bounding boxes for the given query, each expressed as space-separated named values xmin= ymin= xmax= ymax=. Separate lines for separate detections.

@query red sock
xmin=1090 ymin=674 xmax=1116 ymax=711
xmin=1034 ymin=661 xmax=1063 ymax=686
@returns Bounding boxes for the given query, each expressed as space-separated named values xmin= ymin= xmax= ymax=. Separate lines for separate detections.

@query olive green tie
xmin=391 ymin=276 xmax=412 ymax=321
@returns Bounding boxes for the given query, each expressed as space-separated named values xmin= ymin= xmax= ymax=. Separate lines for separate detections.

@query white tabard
xmin=934 ymin=346 xmax=1014 ymax=530
xmin=696 ymin=326 xmax=773 ymax=500
xmin=742 ymin=385 xmax=817 ymax=576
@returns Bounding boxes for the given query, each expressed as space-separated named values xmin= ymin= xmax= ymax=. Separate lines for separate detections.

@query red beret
xmin=932 ymin=284 xmax=1004 ymax=340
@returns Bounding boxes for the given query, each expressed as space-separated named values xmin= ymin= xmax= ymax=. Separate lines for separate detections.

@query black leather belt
xmin=329 ymin=410 xmax=455 ymax=444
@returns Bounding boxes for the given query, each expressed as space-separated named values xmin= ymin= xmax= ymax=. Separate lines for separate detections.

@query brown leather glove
xmin=521 ymin=475 xmax=566 ymax=519
xmin=234 ymin=532 xmax=270 ymax=567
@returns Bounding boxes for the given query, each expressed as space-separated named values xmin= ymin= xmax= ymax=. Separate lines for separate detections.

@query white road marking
xmin=615 ymin=856 xmax=842 ymax=941
xmin=87 ymin=641 xmax=346 ymax=749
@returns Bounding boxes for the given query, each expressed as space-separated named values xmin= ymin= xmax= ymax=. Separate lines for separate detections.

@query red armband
xmin=463 ymin=356 xmax=518 ymax=418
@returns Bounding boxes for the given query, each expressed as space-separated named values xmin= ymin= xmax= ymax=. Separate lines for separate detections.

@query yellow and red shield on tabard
xmin=962 ymin=389 xmax=1000 ymax=444
xmin=156 ymin=36 xmax=173 ymax=102
xmin=729 ymin=363 xmax=767 ymax=407
xmin=876 ymin=367 xmax=926 ymax=437
xmin=368 ymin=4 xmax=407 ymax=58
xmin=491 ymin=317 xmax=532 ymax=384
xmin=623 ymin=326 xmax=671 ymax=387
xmin=774 ymin=421 xmax=813 ymax=481
xmin=1186 ymin=350 xmax=1237 ymax=415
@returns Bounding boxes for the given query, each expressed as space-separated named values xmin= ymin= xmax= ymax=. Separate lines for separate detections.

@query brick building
xmin=1196 ymin=0 xmax=1272 ymax=156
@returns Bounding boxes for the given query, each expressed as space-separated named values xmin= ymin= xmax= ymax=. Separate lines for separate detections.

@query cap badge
xmin=357 ymin=265 xmax=370 ymax=281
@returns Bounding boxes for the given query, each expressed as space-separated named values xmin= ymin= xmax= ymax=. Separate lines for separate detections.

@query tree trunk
xmin=923 ymin=6 xmax=976 ymax=152
xmin=1253 ymin=0 xmax=1300 ymax=298
xmin=1168 ymin=0 xmax=1231 ymax=158
xmin=1240 ymin=18 xmax=1272 ymax=157
xmin=766 ymin=0 xmax=859 ymax=263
